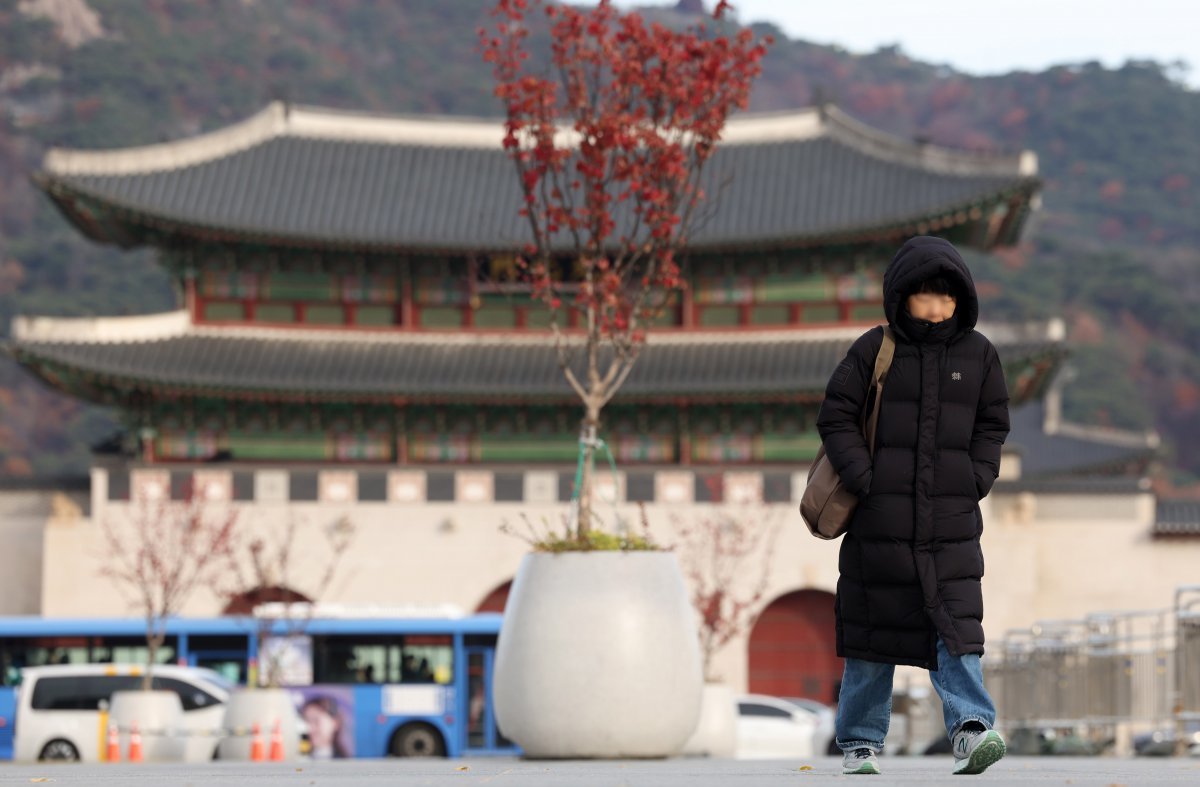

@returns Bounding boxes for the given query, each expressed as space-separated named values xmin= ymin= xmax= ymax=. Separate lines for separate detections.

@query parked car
xmin=13 ymin=664 xmax=233 ymax=763
xmin=782 ymin=697 xmax=836 ymax=755
xmin=735 ymin=694 xmax=816 ymax=759
xmin=1133 ymin=725 xmax=1200 ymax=757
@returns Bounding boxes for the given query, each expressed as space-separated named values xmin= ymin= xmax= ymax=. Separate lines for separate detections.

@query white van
xmin=13 ymin=664 xmax=232 ymax=762
xmin=735 ymin=694 xmax=817 ymax=759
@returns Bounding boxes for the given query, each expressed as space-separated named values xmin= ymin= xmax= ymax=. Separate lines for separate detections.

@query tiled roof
xmin=1006 ymin=400 xmax=1158 ymax=477
xmin=37 ymin=103 xmax=1039 ymax=252
xmin=6 ymin=314 xmax=1058 ymax=403
xmin=1154 ymin=500 xmax=1200 ymax=537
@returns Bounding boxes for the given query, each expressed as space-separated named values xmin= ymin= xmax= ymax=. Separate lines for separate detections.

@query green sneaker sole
xmin=953 ymin=732 xmax=1006 ymax=775
xmin=843 ymin=761 xmax=881 ymax=775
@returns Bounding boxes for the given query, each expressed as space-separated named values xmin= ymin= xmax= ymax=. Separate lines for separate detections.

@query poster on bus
xmin=291 ymin=685 xmax=356 ymax=759
xmin=259 ymin=635 xmax=314 ymax=686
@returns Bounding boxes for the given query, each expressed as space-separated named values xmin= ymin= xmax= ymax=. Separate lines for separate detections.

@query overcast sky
xmin=618 ymin=0 xmax=1199 ymax=88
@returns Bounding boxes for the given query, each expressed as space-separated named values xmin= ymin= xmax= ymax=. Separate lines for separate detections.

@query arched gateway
xmin=748 ymin=589 xmax=842 ymax=704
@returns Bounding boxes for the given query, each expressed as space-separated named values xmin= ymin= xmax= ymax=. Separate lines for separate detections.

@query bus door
xmin=462 ymin=646 xmax=515 ymax=754
xmin=0 ymin=687 xmax=13 ymax=760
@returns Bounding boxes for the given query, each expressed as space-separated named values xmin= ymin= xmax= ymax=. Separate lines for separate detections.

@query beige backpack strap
xmin=873 ymin=326 xmax=896 ymax=385
xmin=864 ymin=327 xmax=896 ymax=454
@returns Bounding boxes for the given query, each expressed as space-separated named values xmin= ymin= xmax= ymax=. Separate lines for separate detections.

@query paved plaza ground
xmin=2 ymin=757 xmax=1199 ymax=786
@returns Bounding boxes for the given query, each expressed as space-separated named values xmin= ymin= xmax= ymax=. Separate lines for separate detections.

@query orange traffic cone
xmin=249 ymin=722 xmax=265 ymax=762
xmin=268 ymin=719 xmax=285 ymax=762
xmin=127 ymin=721 xmax=143 ymax=763
xmin=106 ymin=722 xmax=121 ymax=763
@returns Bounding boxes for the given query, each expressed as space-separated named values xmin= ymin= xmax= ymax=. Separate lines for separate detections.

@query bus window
xmin=195 ymin=657 xmax=245 ymax=685
xmin=312 ymin=636 xmax=453 ymax=685
xmin=467 ymin=652 xmax=486 ymax=748
xmin=188 ymin=634 xmax=251 ymax=685
xmin=402 ymin=636 xmax=453 ymax=685
xmin=90 ymin=637 xmax=177 ymax=666
xmin=1 ymin=638 xmax=92 ymax=685
xmin=0 ymin=637 xmax=179 ymax=687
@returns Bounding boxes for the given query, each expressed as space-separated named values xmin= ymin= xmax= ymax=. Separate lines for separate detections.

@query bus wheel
xmin=39 ymin=739 xmax=80 ymax=762
xmin=389 ymin=723 xmax=447 ymax=757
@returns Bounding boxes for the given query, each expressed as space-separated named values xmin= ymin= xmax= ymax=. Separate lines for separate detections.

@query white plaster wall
xmin=40 ymin=486 xmax=1200 ymax=697
xmin=0 ymin=488 xmax=88 ymax=615
xmin=982 ymin=490 xmax=1197 ymax=626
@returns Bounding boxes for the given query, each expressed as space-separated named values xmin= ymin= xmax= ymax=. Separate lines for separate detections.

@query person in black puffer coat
xmin=816 ymin=236 xmax=1010 ymax=776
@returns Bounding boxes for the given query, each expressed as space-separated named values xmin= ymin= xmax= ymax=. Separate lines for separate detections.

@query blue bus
xmin=0 ymin=613 xmax=516 ymax=760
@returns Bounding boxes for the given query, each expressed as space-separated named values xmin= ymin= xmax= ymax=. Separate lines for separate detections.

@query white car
xmin=13 ymin=664 xmax=232 ymax=763
xmin=783 ymin=697 xmax=836 ymax=755
xmin=735 ymin=694 xmax=817 ymax=759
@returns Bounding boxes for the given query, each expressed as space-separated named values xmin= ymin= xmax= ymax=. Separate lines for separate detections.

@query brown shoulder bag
xmin=800 ymin=327 xmax=896 ymax=539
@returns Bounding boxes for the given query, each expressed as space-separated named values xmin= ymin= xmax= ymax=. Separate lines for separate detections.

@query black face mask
xmin=898 ymin=308 xmax=960 ymax=344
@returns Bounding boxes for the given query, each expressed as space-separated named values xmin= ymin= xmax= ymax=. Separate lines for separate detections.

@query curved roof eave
xmin=35 ymin=102 xmax=1041 ymax=254
xmin=40 ymin=173 xmax=1041 ymax=255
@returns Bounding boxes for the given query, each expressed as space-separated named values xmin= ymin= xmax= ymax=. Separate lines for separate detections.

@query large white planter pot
xmin=217 ymin=688 xmax=300 ymax=761
xmin=493 ymin=551 xmax=703 ymax=758
xmin=682 ymin=683 xmax=737 ymax=758
xmin=110 ymin=690 xmax=186 ymax=762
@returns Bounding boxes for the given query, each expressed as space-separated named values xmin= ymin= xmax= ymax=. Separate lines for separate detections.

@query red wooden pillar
xmin=140 ymin=427 xmax=157 ymax=464
xmin=395 ymin=400 xmax=408 ymax=465
xmin=677 ymin=401 xmax=691 ymax=466
xmin=400 ymin=266 xmax=414 ymax=328
xmin=185 ymin=275 xmax=198 ymax=322
xmin=464 ymin=256 xmax=477 ymax=328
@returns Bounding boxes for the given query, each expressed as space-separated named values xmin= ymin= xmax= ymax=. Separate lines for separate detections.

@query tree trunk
xmin=262 ymin=621 xmax=282 ymax=688
xmin=143 ymin=627 xmax=164 ymax=691
xmin=576 ymin=409 xmax=601 ymax=539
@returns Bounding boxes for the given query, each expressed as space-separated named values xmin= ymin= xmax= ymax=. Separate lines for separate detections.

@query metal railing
xmin=1178 ymin=586 xmax=1200 ymax=724
xmin=984 ymin=586 xmax=1200 ymax=755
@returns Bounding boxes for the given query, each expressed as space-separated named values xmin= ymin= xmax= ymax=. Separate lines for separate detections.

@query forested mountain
xmin=1 ymin=0 xmax=1197 ymax=487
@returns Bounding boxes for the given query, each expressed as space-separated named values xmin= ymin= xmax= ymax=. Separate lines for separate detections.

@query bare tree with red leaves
xmin=480 ymin=0 xmax=770 ymax=539
xmin=668 ymin=496 xmax=782 ymax=681
xmin=99 ymin=480 xmax=239 ymax=689
xmin=220 ymin=512 xmax=356 ymax=688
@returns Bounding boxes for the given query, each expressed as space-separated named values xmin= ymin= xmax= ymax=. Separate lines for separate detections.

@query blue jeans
xmin=835 ymin=637 xmax=995 ymax=752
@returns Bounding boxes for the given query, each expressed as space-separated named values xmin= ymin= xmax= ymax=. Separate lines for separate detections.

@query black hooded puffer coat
xmin=816 ymin=236 xmax=1011 ymax=670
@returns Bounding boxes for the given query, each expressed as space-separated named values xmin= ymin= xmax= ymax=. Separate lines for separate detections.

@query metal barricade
xmin=1029 ymin=621 xmax=1088 ymax=727
xmin=1177 ymin=586 xmax=1200 ymax=723
xmin=986 ymin=630 xmax=1034 ymax=727
xmin=986 ymin=589 xmax=1194 ymax=755
xmin=1085 ymin=610 xmax=1173 ymax=725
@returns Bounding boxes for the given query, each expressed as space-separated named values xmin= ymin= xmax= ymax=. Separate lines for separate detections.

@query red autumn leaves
xmin=480 ymin=0 xmax=769 ymax=535
xmin=480 ymin=0 xmax=770 ymax=341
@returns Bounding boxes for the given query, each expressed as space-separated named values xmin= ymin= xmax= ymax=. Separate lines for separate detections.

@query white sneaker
xmin=952 ymin=727 xmax=1006 ymax=775
xmin=842 ymin=746 xmax=881 ymax=775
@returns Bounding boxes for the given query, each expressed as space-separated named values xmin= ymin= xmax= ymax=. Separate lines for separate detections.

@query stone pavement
xmin=2 ymin=756 xmax=1199 ymax=786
